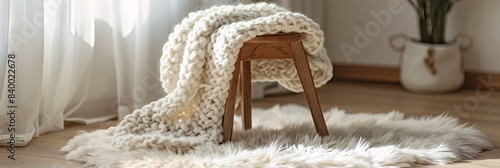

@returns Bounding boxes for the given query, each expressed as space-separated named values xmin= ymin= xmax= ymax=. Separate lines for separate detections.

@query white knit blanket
xmin=112 ymin=3 xmax=333 ymax=150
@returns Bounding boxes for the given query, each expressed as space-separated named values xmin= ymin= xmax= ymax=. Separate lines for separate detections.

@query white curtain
xmin=0 ymin=0 xmax=203 ymax=146
xmin=0 ymin=0 xmax=325 ymax=146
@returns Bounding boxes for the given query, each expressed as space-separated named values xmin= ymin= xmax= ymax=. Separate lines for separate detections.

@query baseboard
xmin=332 ymin=64 xmax=500 ymax=89
xmin=464 ymin=73 xmax=500 ymax=89
xmin=332 ymin=64 xmax=399 ymax=84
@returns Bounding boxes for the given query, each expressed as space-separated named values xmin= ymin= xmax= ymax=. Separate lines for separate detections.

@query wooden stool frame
xmin=222 ymin=33 xmax=329 ymax=142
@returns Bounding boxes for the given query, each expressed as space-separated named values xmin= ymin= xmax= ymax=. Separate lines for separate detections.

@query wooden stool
xmin=222 ymin=33 xmax=329 ymax=142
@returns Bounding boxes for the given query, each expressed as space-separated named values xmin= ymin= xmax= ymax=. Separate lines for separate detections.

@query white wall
xmin=324 ymin=0 xmax=500 ymax=73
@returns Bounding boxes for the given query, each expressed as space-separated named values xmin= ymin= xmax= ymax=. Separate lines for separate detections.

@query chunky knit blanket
xmin=112 ymin=3 xmax=333 ymax=151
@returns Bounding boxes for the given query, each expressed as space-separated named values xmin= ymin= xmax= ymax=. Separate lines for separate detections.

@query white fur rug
xmin=62 ymin=104 xmax=493 ymax=168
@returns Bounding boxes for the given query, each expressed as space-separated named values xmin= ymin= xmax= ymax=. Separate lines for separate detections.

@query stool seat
xmin=222 ymin=33 xmax=329 ymax=142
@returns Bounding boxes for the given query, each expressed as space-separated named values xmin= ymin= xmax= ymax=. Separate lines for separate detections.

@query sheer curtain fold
xmin=0 ymin=0 xmax=44 ymax=146
xmin=0 ymin=0 xmax=9 ymax=91
xmin=0 ymin=0 xmax=325 ymax=146
xmin=40 ymin=0 xmax=97 ymax=134
xmin=0 ymin=0 xmax=204 ymax=146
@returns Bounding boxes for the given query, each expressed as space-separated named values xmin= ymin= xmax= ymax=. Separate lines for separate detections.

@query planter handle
xmin=388 ymin=33 xmax=410 ymax=53
xmin=453 ymin=33 xmax=473 ymax=52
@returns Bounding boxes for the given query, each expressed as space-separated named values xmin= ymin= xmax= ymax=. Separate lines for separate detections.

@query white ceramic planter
xmin=389 ymin=34 xmax=473 ymax=93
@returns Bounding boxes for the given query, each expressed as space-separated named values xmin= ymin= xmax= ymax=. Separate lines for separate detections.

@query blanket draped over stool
xmin=112 ymin=3 xmax=333 ymax=150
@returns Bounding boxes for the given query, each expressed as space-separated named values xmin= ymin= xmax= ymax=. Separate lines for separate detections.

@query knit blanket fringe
xmin=111 ymin=3 xmax=333 ymax=151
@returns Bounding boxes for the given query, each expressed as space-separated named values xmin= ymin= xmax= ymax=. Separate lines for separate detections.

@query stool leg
xmin=240 ymin=61 xmax=252 ymax=130
xmin=223 ymin=59 xmax=241 ymax=142
xmin=290 ymin=41 xmax=329 ymax=136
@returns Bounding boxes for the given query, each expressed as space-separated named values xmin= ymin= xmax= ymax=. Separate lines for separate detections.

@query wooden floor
xmin=2 ymin=81 xmax=499 ymax=167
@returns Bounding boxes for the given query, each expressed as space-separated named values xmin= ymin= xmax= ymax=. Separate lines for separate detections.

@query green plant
xmin=407 ymin=0 xmax=462 ymax=44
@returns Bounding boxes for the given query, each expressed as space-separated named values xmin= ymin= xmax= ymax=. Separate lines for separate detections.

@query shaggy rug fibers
xmin=62 ymin=104 xmax=493 ymax=167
